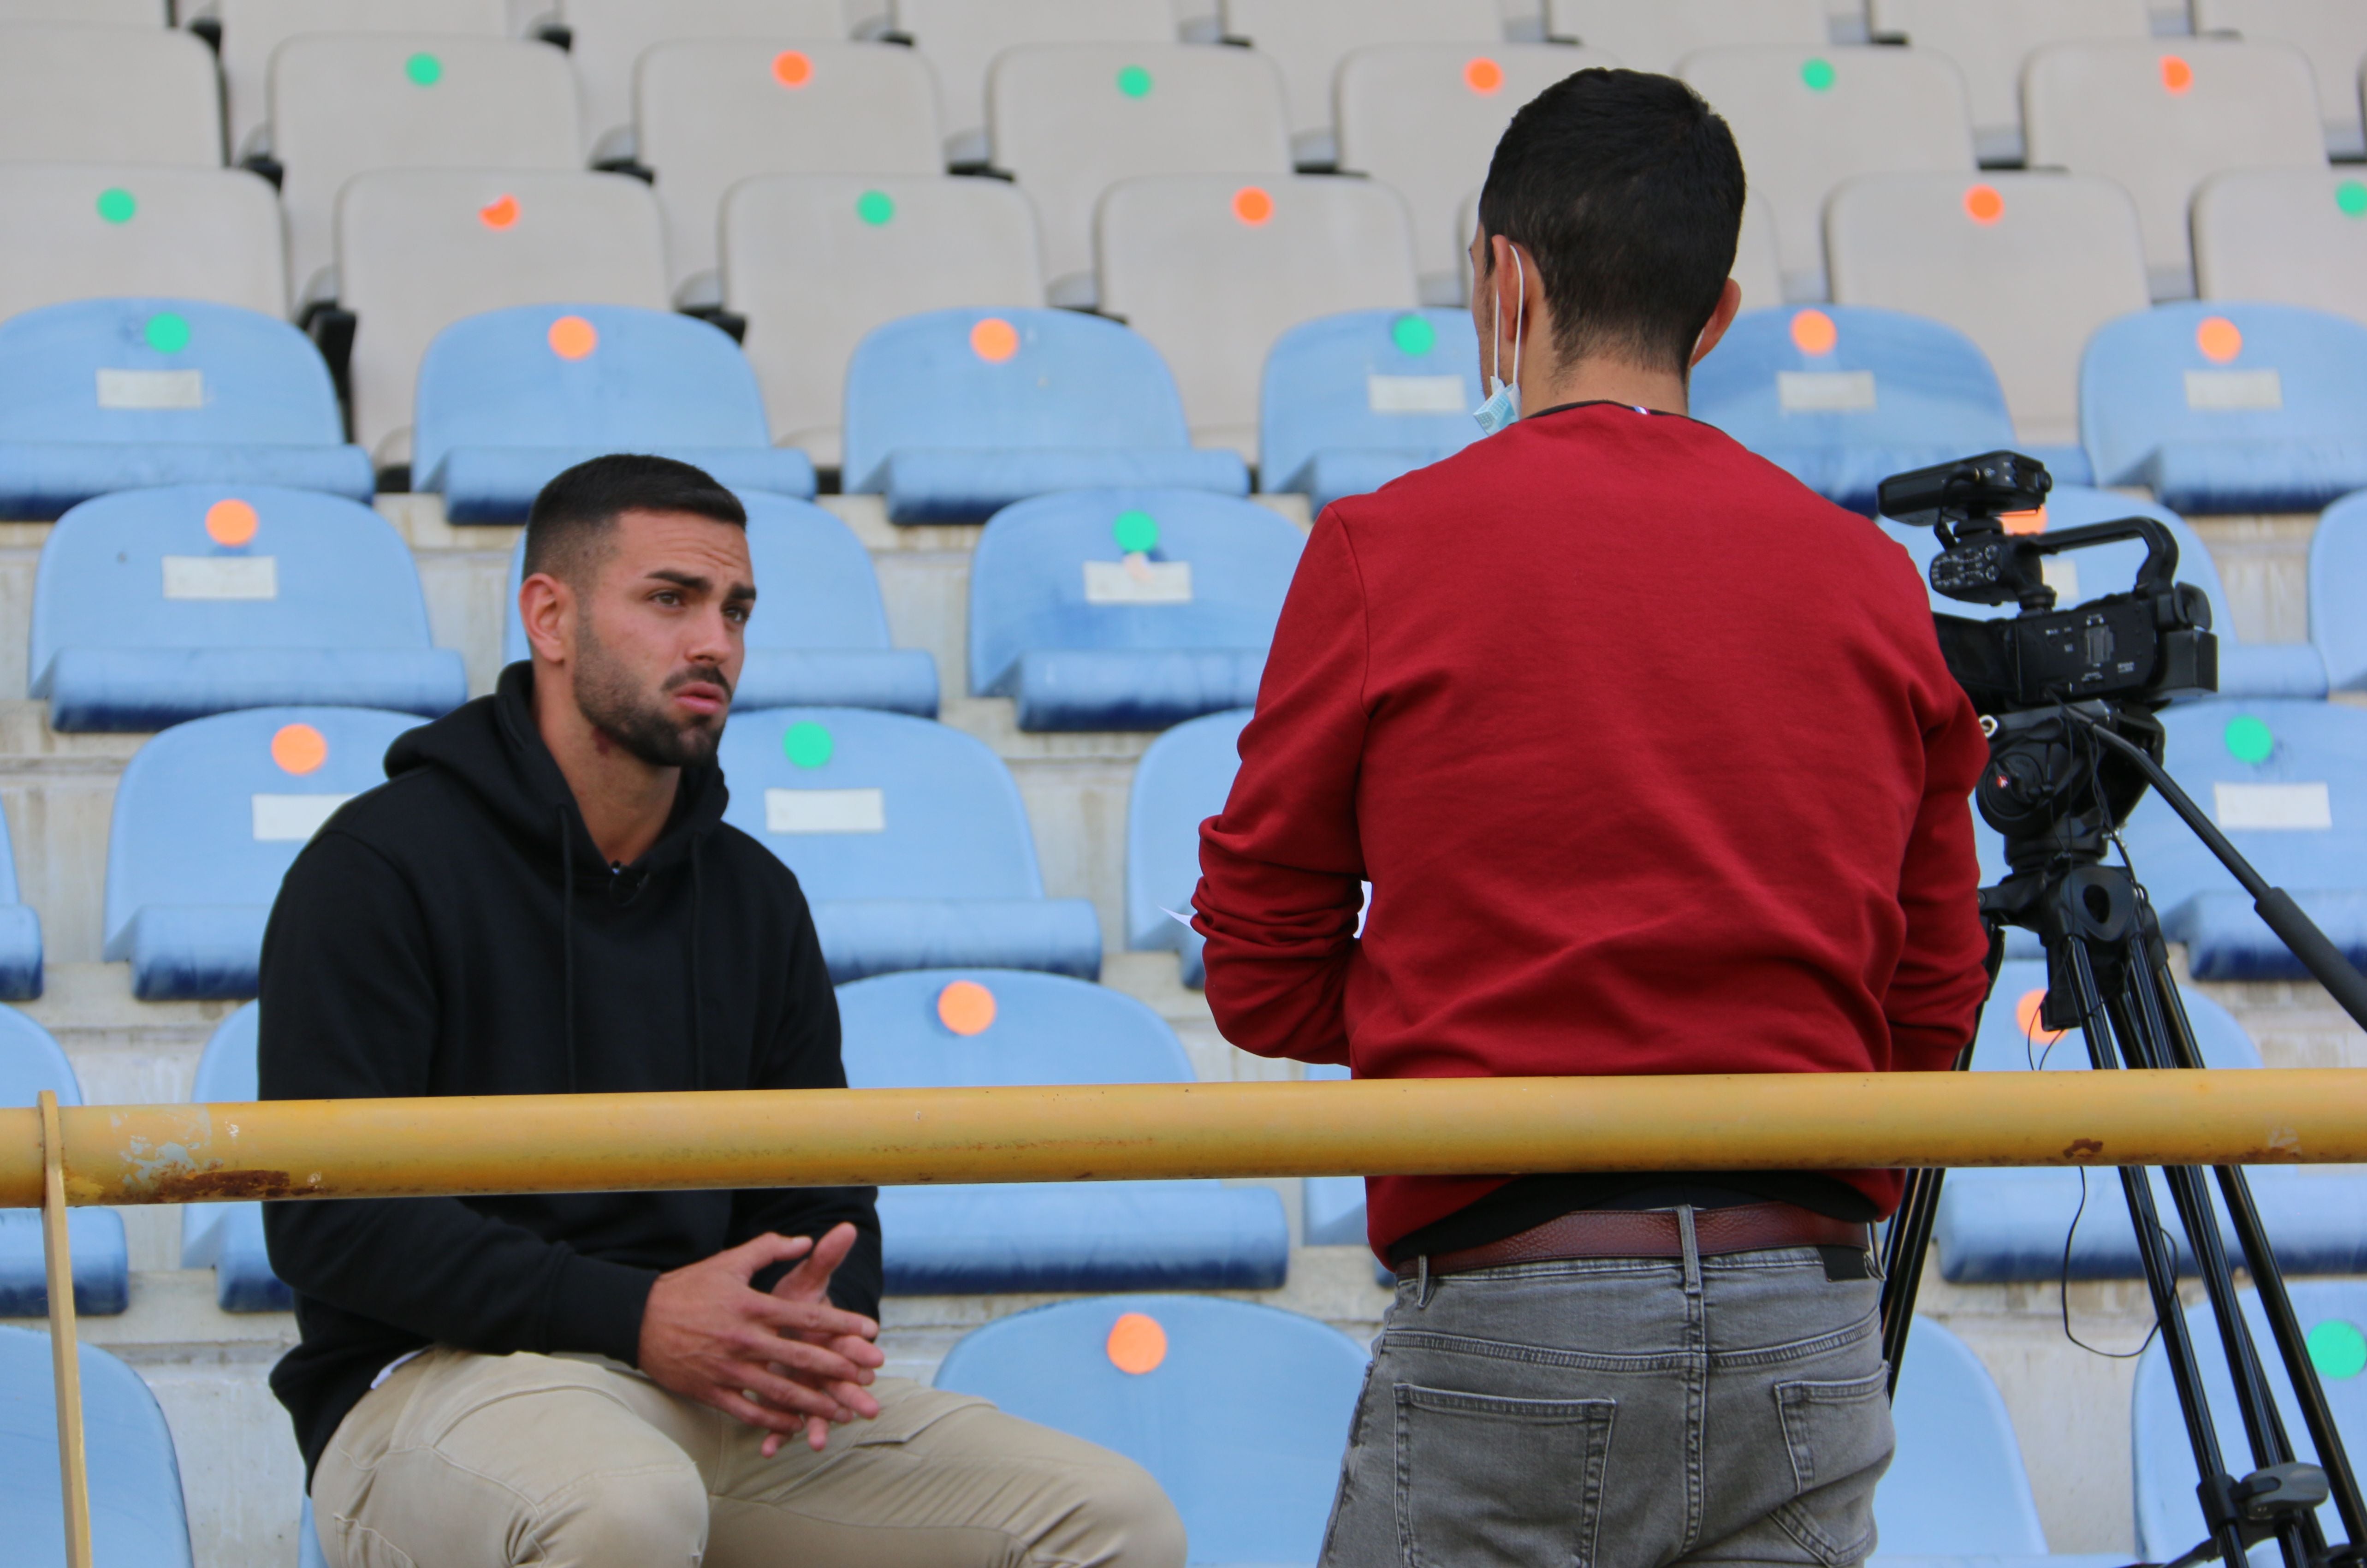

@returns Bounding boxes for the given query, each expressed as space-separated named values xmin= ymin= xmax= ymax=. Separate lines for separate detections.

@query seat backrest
xmin=1691 ymin=303 xmax=2014 ymax=459
xmin=1097 ymin=174 xmax=1418 ymax=452
xmin=0 ymin=1327 xmax=194 ymax=1567
xmin=272 ymin=34 xmax=583 ymax=302
xmin=0 ymin=298 xmax=343 ymax=450
xmin=1682 ymin=46 xmax=1975 ymax=301
xmin=2193 ymin=169 xmax=2367 ymax=330
xmin=412 ymin=303 xmax=770 ymax=484
xmin=896 ymin=0 xmax=1174 ymax=160
xmin=0 ymin=165 xmax=287 ymax=321
xmin=1258 ymin=308 xmax=1481 ymax=497
xmin=0 ymin=0 xmax=165 ymax=20
xmin=1125 ymin=707 xmax=1248 ymax=950
xmin=1967 ymin=958 xmax=2262 ymax=1073
xmin=216 ymin=0 xmax=511 ymax=158
xmin=715 ymin=707 xmax=1050 ymax=900
xmin=638 ymin=40 xmax=941 ymax=296
xmin=841 ymin=308 xmax=1191 ymax=494
xmin=1335 ymin=42 xmax=1608 ymax=286
xmin=988 ymin=42 xmax=1292 ymax=288
xmin=1734 ymin=191 xmax=1782 ymax=312
xmin=1827 ymin=171 xmax=2150 ymax=445
xmin=1221 ymin=0 xmax=1503 ymax=143
xmin=723 ymin=176 xmax=1045 ymax=464
xmin=192 ymin=1001 xmax=261 ymax=1103
xmin=1544 ymin=0 xmax=1826 ymax=74
xmin=337 ymin=168 xmax=669 ymax=464
xmin=2023 ymin=39 xmax=2326 ymax=297
xmin=837 ymin=967 xmax=1194 ymax=1086
xmin=104 ymin=707 xmax=422 ymax=951
xmin=0 ymin=23 xmax=220 ymax=165
xmin=2310 ymin=490 xmax=2367 ymax=691
xmin=1864 ymin=0 xmax=2149 ymax=162
xmin=0 ymin=1007 xmax=78 ymax=1108
xmin=1877 ymin=1316 xmax=2050 ymax=1553
xmin=932 ymin=1295 xmax=1369 ymax=1566
xmin=2192 ymin=0 xmax=2367 ymax=156
xmin=563 ymin=0 xmax=850 ymax=159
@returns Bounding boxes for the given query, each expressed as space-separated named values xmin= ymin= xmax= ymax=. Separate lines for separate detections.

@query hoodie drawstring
xmin=558 ymin=807 xmax=578 ymax=1095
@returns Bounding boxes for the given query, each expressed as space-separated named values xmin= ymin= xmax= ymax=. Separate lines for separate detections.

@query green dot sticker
xmin=783 ymin=721 xmax=833 ymax=769
xmin=2338 ymin=179 xmax=2367 ymax=219
xmin=95 ymin=187 xmax=135 ymax=224
xmin=143 ymin=311 xmax=190 ymax=353
xmin=405 ymin=52 xmax=442 ymax=86
xmin=1112 ymin=510 xmax=1159 ymax=553
xmin=1801 ymin=57 xmax=1836 ymax=92
xmin=855 ymin=189 xmax=895 ymax=226
xmin=2225 ymin=714 xmax=2275 ymax=765
xmin=2308 ymin=1319 xmax=2367 ymax=1379
xmin=1115 ymin=65 xmax=1152 ymax=98
xmin=1390 ymin=314 xmax=1436 ymax=356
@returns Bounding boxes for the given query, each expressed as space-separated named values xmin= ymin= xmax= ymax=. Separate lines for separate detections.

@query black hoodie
xmin=258 ymin=663 xmax=879 ymax=1478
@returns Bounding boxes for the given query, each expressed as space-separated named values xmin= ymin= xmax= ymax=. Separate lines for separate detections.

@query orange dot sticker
xmin=1463 ymin=56 xmax=1503 ymax=94
xmin=271 ymin=723 xmax=328 ymax=777
xmin=1963 ymin=183 xmax=2005 ymax=225
xmin=204 ymin=498 xmax=259 ymax=547
xmin=479 ymin=194 xmax=519 ymax=230
xmin=772 ymin=49 xmax=812 ymax=88
xmin=1106 ymin=1312 xmax=1167 ymax=1375
xmin=936 ymin=980 xmax=996 ymax=1036
xmin=1788 ymin=308 xmax=1837 ymax=356
xmin=2001 ymin=507 xmax=2048 ymax=535
xmin=547 ymin=315 xmax=598 ymax=360
xmin=2160 ymin=54 xmax=2193 ymax=94
xmin=2196 ymin=315 xmax=2243 ymax=363
xmin=1232 ymin=185 xmax=1275 ymax=226
xmin=969 ymin=317 xmax=1019 ymax=363
xmin=2015 ymin=987 xmax=2067 ymax=1046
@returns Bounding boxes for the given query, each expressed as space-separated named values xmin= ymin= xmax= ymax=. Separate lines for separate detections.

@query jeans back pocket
xmin=1393 ymin=1384 xmax=1616 ymax=1568
xmin=1771 ymin=1370 xmax=1894 ymax=1567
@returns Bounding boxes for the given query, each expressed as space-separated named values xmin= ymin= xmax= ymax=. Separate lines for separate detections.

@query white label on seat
xmin=2185 ymin=369 xmax=2283 ymax=411
xmin=2041 ymin=557 xmax=2079 ymax=601
xmin=252 ymin=793 xmax=354 ymax=842
xmin=765 ymin=788 xmax=886 ymax=834
xmin=163 ymin=555 xmax=277 ymax=600
xmin=1366 ymin=374 xmax=1467 ymax=414
xmin=1084 ymin=560 xmax=1193 ymax=604
xmin=1777 ymin=370 xmax=1876 ymax=412
xmin=96 ymin=368 xmax=204 ymax=410
xmin=2213 ymin=781 xmax=2331 ymax=830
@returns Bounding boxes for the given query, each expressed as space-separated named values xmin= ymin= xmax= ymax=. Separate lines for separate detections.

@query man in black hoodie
xmin=261 ymin=456 xmax=1182 ymax=1568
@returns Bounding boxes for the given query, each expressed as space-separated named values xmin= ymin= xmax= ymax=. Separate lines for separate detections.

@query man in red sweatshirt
xmin=1193 ymin=69 xmax=1992 ymax=1568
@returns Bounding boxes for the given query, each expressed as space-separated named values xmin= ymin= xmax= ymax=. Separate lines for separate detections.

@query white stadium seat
xmin=1544 ymin=0 xmax=1827 ymax=74
xmin=894 ymin=0 xmax=1175 ymax=166
xmin=2191 ymin=0 xmax=2367 ymax=158
xmin=1864 ymin=0 xmax=2150 ymax=165
xmin=2193 ymin=168 xmax=2367 ymax=330
xmin=0 ymin=24 xmax=222 ymax=166
xmin=214 ymin=0 xmax=512 ymax=161
xmin=0 ymin=164 xmax=288 ymax=321
xmin=1220 ymin=0 xmax=1505 ymax=166
xmin=559 ymin=0 xmax=851 ymax=161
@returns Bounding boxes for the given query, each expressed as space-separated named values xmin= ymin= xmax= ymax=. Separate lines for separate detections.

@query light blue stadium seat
xmin=841 ymin=309 xmax=1250 ymax=523
xmin=300 ymin=1498 xmax=328 ymax=1568
xmin=2121 ymin=700 xmax=2367 ymax=980
xmin=0 ymin=1009 xmax=127 ymax=1316
xmin=30 ymin=485 xmax=469 ymax=732
xmin=1257 ymin=308 xmax=1480 ymax=513
xmin=177 ymin=1004 xmax=288 ymax=1313
xmin=2082 ymin=303 xmax=2367 ymax=516
xmin=0 ymin=1326 xmax=193 ymax=1567
xmin=500 ymin=492 xmax=938 ymax=716
xmin=2307 ymin=489 xmax=2367 ymax=693
xmin=1297 ymin=1064 xmax=1370 ymax=1252
xmin=969 ymin=492 xmax=1300 ymax=731
xmin=413 ymin=304 xmax=816 ymax=521
xmin=1125 ymin=708 xmax=1248 ymax=988
xmin=104 ymin=707 xmax=421 ymax=1000
xmin=717 ymin=707 xmax=1100 ymax=982
xmin=0 ymin=298 xmax=372 ymax=520
xmin=0 ymin=790 xmax=43 ymax=1002
xmin=839 ymin=970 xmax=1287 ymax=1293
xmin=1937 ymin=961 xmax=2367 ymax=1281
xmin=933 ymin=1295 xmax=1368 ymax=1567
xmin=2133 ymin=1283 xmax=2367 ymax=1565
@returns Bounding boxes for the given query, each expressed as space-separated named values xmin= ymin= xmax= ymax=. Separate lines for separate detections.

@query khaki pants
xmin=312 ymin=1348 xmax=1185 ymax=1568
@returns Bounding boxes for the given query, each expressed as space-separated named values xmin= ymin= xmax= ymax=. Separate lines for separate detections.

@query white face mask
xmin=1472 ymin=247 xmax=1525 ymax=435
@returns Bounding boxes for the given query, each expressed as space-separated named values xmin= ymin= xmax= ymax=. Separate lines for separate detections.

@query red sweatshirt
xmin=1192 ymin=402 xmax=1992 ymax=1254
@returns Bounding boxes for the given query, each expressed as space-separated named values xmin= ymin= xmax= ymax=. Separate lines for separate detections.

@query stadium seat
xmin=2023 ymin=39 xmax=2326 ymax=301
xmin=987 ymin=42 xmax=1292 ymax=301
xmin=270 ymin=34 xmax=583 ymax=305
xmin=2192 ymin=0 xmax=2367 ymax=159
xmin=1543 ymin=0 xmax=1828 ymax=74
xmin=177 ymin=1003 xmax=291 ymax=1312
xmin=2193 ymin=169 xmax=2367 ymax=331
xmin=335 ymin=169 xmax=670 ymax=468
xmin=1827 ymin=172 xmax=2150 ymax=453
xmin=716 ymin=707 xmax=1102 ymax=981
xmin=559 ymin=0 xmax=852 ymax=162
xmin=501 ymin=492 xmax=937 ymax=714
xmin=1334 ymin=43 xmax=1605 ymax=303
xmin=0 ymin=23 xmax=220 ymax=166
xmin=1220 ymin=0 xmax=1505 ymax=167
xmin=1692 ymin=303 xmax=2023 ymax=513
xmin=103 ymin=706 xmax=422 ymax=999
xmin=413 ymin=304 xmax=815 ymax=520
xmin=1733 ymin=192 xmax=1783 ymax=312
xmin=932 ymin=1295 xmax=1368 ymax=1565
xmin=635 ymin=40 xmax=942 ymax=303
xmin=31 ymin=485 xmax=466 ymax=731
xmin=1299 ymin=1084 xmax=1367 ymax=1246
xmin=0 ymin=0 xmax=165 ymax=20
xmin=1125 ymin=706 xmax=1246 ymax=988
xmin=0 ymin=299 xmax=372 ymax=518
xmin=0 ymin=1010 xmax=126 ymax=1314
xmin=1682 ymin=46 xmax=1975 ymax=303
xmin=968 ymin=488 xmax=1301 ymax=731
xmin=841 ymin=307 xmax=1248 ymax=523
xmin=723 ymin=176 xmax=1045 ymax=470
xmin=894 ymin=0 xmax=1175 ymax=167
xmin=1097 ymin=174 xmax=1420 ymax=457
xmin=2311 ymin=491 xmax=2367 ymax=693
xmin=0 ymin=807 xmax=41 ymax=1003
xmin=0 ymin=165 xmax=287 ymax=323
xmin=0 ymin=1327 xmax=193 ymax=1566
xmin=214 ymin=0 xmax=512 ymax=160
xmin=838 ymin=969 xmax=1288 ymax=1291
xmin=1864 ymin=0 xmax=2150 ymax=165
xmin=1258 ymin=308 xmax=1481 ymax=512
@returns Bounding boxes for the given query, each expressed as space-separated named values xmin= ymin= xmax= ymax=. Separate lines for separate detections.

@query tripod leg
xmin=1880 ymin=1164 xmax=1945 ymax=1394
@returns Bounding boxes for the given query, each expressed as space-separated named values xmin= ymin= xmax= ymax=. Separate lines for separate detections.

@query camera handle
xmin=1931 ymin=516 xmax=2183 ymax=612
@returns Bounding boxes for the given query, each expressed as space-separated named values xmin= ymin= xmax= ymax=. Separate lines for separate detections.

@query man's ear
xmin=1689 ymin=277 xmax=1745 ymax=368
xmin=519 ymin=571 xmax=574 ymax=666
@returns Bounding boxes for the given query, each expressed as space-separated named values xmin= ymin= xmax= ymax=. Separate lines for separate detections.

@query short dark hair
xmin=523 ymin=454 xmax=747 ymax=586
xmin=1477 ymin=69 xmax=1746 ymax=375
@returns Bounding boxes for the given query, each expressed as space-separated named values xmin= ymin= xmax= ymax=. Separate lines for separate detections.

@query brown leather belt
xmin=1410 ymin=1201 xmax=1874 ymax=1277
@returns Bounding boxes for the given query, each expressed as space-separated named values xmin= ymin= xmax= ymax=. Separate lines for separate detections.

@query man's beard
xmin=572 ymin=615 xmax=731 ymax=768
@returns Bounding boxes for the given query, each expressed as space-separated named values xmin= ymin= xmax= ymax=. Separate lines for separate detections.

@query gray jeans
xmin=1319 ymin=1212 xmax=1893 ymax=1568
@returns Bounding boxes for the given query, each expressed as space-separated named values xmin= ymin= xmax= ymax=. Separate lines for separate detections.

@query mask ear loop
xmin=1509 ymin=248 xmax=1524 ymax=394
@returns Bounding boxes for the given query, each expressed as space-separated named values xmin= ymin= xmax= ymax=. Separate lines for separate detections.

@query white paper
xmin=96 ymin=368 xmax=203 ymax=410
xmin=164 ymin=555 xmax=277 ymax=600
xmin=1084 ymin=559 xmax=1193 ymax=605
xmin=1366 ymin=374 xmax=1468 ymax=414
xmin=765 ymin=787 xmax=885 ymax=834
xmin=252 ymin=793 xmax=353 ymax=842
xmin=2213 ymin=781 xmax=2331 ymax=831
xmin=2185 ymin=369 xmax=2283 ymax=412
xmin=1777 ymin=370 xmax=1876 ymax=413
